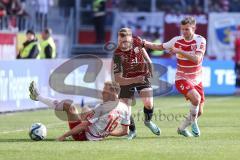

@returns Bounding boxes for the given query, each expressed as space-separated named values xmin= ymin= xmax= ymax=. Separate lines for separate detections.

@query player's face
xmin=102 ymin=84 xmax=117 ymax=102
xmin=180 ymin=24 xmax=196 ymax=40
xmin=118 ymin=35 xmax=132 ymax=51
xmin=102 ymin=84 xmax=111 ymax=102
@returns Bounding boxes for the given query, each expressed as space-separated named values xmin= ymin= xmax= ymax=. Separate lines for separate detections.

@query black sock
xmin=144 ymin=107 xmax=153 ymax=122
xmin=129 ymin=115 xmax=136 ymax=132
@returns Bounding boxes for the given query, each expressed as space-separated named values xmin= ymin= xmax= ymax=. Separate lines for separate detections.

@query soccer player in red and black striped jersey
xmin=113 ymin=28 xmax=161 ymax=139
xmin=143 ymin=16 xmax=206 ymax=137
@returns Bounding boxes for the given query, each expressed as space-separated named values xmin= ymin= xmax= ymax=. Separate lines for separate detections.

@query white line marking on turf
xmin=0 ymin=122 xmax=65 ymax=135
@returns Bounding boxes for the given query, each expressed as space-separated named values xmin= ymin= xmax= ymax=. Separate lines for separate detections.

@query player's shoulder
xmin=94 ymin=103 xmax=102 ymax=108
xmin=94 ymin=103 xmax=103 ymax=109
xmin=194 ymin=34 xmax=206 ymax=43
xmin=132 ymin=36 xmax=141 ymax=44
xmin=118 ymin=101 xmax=129 ymax=112
xmin=114 ymin=48 xmax=123 ymax=56
xmin=172 ymin=36 xmax=183 ymax=41
xmin=118 ymin=101 xmax=128 ymax=107
xmin=101 ymin=100 xmax=123 ymax=111
xmin=166 ymin=36 xmax=183 ymax=43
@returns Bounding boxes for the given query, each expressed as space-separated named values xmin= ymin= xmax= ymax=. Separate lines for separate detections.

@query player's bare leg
xmin=140 ymin=88 xmax=161 ymax=136
xmin=29 ymin=81 xmax=84 ymax=122
xmin=29 ymin=81 xmax=62 ymax=110
xmin=121 ymin=98 xmax=136 ymax=140
xmin=58 ymin=101 xmax=81 ymax=122
xmin=178 ymin=89 xmax=201 ymax=137
xmin=187 ymin=89 xmax=201 ymax=137
xmin=198 ymin=102 xmax=204 ymax=118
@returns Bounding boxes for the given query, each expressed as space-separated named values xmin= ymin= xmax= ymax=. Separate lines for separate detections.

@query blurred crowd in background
xmin=115 ymin=0 xmax=240 ymax=13
xmin=1 ymin=0 xmax=240 ymax=31
xmin=1 ymin=0 xmax=240 ymax=94
xmin=1 ymin=0 xmax=240 ymax=59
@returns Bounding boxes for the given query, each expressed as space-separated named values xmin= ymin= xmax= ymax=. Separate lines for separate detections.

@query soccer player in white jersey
xmin=142 ymin=16 xmax=206 ymax=137
xmin=29 ymin=81 xmax=130 ymax=141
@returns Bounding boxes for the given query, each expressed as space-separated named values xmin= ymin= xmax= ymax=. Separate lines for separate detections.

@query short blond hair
xmin=181 ymin=16 xmax=196 ymax=26
xmin=104 ymin=81 xmax=120 ymax=94
xmin=118 ymin=28 xmax=132 ymax=37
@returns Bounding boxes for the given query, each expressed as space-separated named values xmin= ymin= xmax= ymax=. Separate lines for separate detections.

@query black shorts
xmin=235 ymin=63 xmax=240 ymax=74
xmin=235 ymin=63 xmax=240 ymax=87
xmin=119 ymin=78 xmax=151 ymax=99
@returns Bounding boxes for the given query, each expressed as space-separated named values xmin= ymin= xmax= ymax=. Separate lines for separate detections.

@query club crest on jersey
xmin=190 ymin=44 xmax=197 ymax=51
xmin=134 ymin=47 xmax=140 ymax=54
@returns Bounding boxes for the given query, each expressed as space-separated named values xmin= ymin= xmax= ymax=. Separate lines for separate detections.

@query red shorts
xmin=175 ymin=80 xmax=205 ymax=103
xmin=68 ymin=121 xmax=88 ymax=141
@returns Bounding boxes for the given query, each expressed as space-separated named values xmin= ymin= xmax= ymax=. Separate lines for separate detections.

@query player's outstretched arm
xmin=142 ymin=48 xmax=153 ymax=77
xmin=143 ymin=40 xmax=164 ymax=51
xmin=170 ymin=47 xmax=203 ymax=64
xmin=109 ymin=125 xmax=129 ymax=137
xmin=57 ymin=121 xmax=90 ymax=141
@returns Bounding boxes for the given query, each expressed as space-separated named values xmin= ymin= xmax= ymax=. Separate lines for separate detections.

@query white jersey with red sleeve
xmin=85 ymin=101 xmax=130 ymax=141
xmin=163 ymin=34 xmax=206 ymax=85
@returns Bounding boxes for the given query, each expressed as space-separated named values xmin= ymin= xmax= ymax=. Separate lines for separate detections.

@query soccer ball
xmin=29 ymin=123 xmax=47 ymax=141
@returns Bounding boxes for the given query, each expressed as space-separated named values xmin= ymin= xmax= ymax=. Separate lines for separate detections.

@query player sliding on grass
xmin=142 ymin=16 xmax=206 ymax=137
xmin=29 ymin=81 xmax=130 ymax=141
xmin=113 ymin=28 xmax=161 ymax=139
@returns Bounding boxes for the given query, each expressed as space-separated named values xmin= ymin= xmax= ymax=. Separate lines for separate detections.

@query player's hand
xmin=135 ymin=76 xmax=145 ymax=84
xmin=169 ymin=47 xmax=182 ymax=54
xmin=56 ymin=135 xmax=66 ymax=141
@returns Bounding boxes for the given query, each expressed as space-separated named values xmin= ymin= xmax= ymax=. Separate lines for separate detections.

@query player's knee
xmin=143 ymin=100 xmax=153 ymax=109
xmin=191 ymin=95 xmax=201 ymax=106
xmin=198 ymin=110 xmax=203 ymax=117
xmin=198 ymin=106 xmax=204 ymax=117
xmin=192 ymin=99 xmax=200 ymax=106
xmin=69 ymin=105 xmax=78 ymax=114
xmin=61 ymin=99 xmax=74 ymax=112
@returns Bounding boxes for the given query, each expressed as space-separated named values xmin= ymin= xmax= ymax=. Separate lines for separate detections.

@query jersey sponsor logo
xmin=177 ymin=54 xmax=186 ymax=59
xmin=134 ymin=47 xmax=140 ymax=54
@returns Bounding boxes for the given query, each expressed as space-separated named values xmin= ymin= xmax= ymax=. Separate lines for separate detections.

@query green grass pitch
xmin=0 ymin=96 xmax=240 ymax=160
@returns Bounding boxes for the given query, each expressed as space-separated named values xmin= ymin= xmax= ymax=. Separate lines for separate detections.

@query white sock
xmin=190 ymin=104 xmax=199 ymax=124
xmin=179 ymin=103 xmax=199 ymax=130
xmin=179 ymin=113 xmax=191 ymax=130
xmin=37 ymin=95 xmax=63 ymax=111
